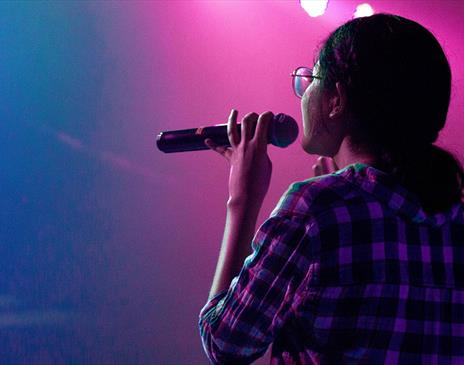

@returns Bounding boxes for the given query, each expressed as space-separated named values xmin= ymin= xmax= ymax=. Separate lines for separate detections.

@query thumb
xmin=204 ymin=138 xmax=232 ymax=161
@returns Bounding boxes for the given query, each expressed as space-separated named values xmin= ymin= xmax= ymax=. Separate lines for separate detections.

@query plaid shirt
xmin=199 ymin=163 xmax=464 ymax=364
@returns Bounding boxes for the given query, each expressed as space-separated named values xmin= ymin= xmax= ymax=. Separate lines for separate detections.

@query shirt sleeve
xmin=198 ymin=214 xmax=313 ymax=365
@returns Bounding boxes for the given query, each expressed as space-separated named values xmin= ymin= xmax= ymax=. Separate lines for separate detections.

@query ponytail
xmin=374 ymin=144 xmax=464 ymax=214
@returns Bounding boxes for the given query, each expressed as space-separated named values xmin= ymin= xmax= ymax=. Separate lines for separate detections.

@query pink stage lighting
xmin=300 ymin=0 xmax=329 ymax=18
xmin=353 ymin=3 xmax=375 ymax=18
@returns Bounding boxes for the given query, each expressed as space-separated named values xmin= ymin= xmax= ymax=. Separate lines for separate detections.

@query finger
xmin=254 ymin=111 xmax=273 ymax=148
xmin=227 ymin=109 xmax=240 ymax=148
xmin=204 ymin=138 xmax=232 ymax=161
xmin=318 ymin=156 xmax=331 ymax=174
xmin=330 ymin=158 xmax=339 ymax=171
xmin=312 ymin=163 xmax=322 ymax=177
xmin=241 ymin=112 xmax=259 ymax=143
xmin=320 ymin=156 xmax=338 ymax=173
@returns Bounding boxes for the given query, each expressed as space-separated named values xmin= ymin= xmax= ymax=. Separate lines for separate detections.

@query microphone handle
xmin=157 ymin=124 xmax=240 ymax=153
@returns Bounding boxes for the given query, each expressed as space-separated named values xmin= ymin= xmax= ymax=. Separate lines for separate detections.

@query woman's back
xmin=271 ymin=164 xmax=464 ymax=364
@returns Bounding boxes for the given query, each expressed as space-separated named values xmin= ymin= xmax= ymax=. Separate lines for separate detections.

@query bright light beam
xmin=300 ymin=0 xmax=329 ymax=18
xmin=353 ymin=3 xmax=375 ymax=18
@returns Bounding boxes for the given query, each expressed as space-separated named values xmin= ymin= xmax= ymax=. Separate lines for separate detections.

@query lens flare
xmin=353 ymin=3 xmax=375 ymax=18
xmin=300 ymin=0 xmax=329 ymax=18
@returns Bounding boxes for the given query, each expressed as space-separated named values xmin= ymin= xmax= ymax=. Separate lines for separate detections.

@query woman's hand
xmin=205 ymin=109 xmax=273 ymax=215
xmin=204 ymin=109 xmax=273 ymax=298
xmin=312 ymin=156 xmax=338 ymax=177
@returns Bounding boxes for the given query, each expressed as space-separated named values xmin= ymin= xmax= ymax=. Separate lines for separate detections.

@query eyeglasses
xmin=291 ymin=66 xmax=322 ymax=98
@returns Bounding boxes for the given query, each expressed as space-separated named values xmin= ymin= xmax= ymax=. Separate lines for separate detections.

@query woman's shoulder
xmin=272 ymin=163 xmax=464 ymax=227
xmin=271 ymin=165 xmax=363 ymax=219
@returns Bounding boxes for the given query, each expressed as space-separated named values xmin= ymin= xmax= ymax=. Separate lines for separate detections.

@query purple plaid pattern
xmin=199 ymin=163 xmax=464 ymax=364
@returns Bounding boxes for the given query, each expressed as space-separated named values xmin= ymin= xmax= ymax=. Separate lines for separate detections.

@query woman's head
xmin=301 ymin=13 xmax=463 ymax=213
xmin=316 ymin=13 xmax=451 ymax=157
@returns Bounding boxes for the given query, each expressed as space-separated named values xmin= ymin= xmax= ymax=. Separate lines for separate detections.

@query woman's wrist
xmin=227 ymin=196 xmax=263 ymax=218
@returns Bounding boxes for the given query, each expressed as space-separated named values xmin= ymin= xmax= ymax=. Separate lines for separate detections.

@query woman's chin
xmin=301 ymin=136 xmax=322 ymax=155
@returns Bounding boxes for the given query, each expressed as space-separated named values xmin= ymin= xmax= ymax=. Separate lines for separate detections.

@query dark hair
xmin=318 ymin=13 xmax=464 ymax=214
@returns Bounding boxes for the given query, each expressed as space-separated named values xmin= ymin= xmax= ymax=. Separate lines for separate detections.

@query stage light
xmin=353 ymin=3 xmax=374 ymax=18
xmin=300 ymin=0 xmax=329 ymax=18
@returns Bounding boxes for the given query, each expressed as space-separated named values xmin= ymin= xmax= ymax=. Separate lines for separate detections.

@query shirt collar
xmin=337 ymin=163 xmax=463 ymax=227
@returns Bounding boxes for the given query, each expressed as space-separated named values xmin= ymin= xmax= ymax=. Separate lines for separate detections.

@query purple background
xmin=1 ymin=1 xmax=463 ymax=364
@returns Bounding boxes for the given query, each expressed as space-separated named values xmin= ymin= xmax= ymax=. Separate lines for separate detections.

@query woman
xmin=199 ymin=13 xmax=464 ymax=364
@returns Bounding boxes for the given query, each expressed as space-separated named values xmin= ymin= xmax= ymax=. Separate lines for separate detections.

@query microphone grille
xmin=269 ymin=114 xmax=299 ymax=148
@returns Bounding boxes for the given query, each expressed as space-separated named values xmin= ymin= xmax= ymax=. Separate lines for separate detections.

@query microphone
xmin=156 ymin=113 xmax=298 ymax=153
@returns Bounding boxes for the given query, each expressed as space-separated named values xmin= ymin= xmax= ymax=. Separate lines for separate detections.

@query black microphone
xmin=156 ymin=113 xmax=298 ymax=153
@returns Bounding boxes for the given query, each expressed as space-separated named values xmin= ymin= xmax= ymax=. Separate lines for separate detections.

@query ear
xmin=328 ymin=82 xmax=348 ymax=119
